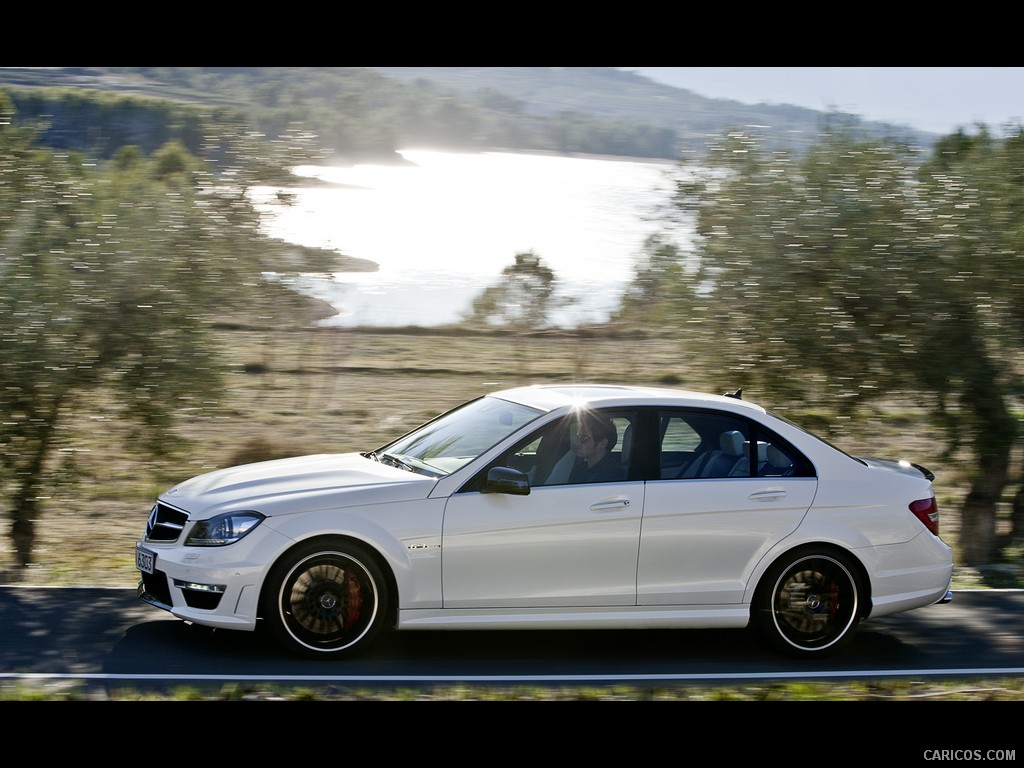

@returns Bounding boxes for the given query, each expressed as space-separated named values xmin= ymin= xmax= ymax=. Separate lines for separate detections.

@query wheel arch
xmin=257 ymin=533 xmax=401 ymax=631
xmin=748 ymin=541 xmax=874 ymax=657
xmin=750 ymin=541 xmax=873 ymax=623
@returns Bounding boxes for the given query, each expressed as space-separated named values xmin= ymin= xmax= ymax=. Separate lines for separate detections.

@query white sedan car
xmin=136 ymin=384 xmax=954 ymax=659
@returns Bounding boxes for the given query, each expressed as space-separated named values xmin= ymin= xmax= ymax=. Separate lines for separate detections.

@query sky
xmin=618 ymin=67 xmax=1024 ymax=136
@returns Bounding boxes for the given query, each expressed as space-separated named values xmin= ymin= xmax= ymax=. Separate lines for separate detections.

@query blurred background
xmin=0 ymin=66 xmax=1021 ymax=587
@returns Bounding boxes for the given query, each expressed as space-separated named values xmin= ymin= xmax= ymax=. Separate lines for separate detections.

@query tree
xmin=917 ymin=128 xmax=1024 ymax=560
xmin=634 ymin=119 xmax=1024 ymax=566
xmin=0 ymin=95 xmax=316 ymax=565
xmin=464 ymin=250 xmax=570 ymax=331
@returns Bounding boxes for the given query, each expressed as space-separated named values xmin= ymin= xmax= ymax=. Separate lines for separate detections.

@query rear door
xmin=637 ymin=409 xmax=817 ymax=605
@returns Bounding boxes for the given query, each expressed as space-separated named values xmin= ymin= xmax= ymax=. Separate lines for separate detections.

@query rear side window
xmin=657 ymin=410 xmax=815 ymax=479
xmin=658 ymin=411 xmax=749 ymax=479
xmin=755 ymin=438 xmax=814 ymax=477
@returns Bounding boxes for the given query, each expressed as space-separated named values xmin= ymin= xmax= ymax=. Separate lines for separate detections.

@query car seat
xmin=764 ymin=444 xmax=794 ymax=476
xmin=679 ymin=430 xmax=745 ymax=478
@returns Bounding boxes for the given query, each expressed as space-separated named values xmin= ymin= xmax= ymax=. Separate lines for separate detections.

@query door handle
xmin=748 ymin=489 xmax=787 ymax=501
xmin=590 ymin=499 xmax=631 ymax=511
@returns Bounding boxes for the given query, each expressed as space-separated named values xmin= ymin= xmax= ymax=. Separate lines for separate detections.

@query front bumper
xmin=134 ymin=528 xmax=290 ymax=631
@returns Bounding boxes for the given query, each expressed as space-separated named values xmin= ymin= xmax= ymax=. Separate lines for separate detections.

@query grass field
xmin=0 ymin=317 xmax=989 ymax=588
xmin=1 ymin=304 xmax=999 ymax=588
xmin=0 ymin=294 xmax=1003 ymax=589
xmin=0 ymin=286 xmax=1018 ymax=701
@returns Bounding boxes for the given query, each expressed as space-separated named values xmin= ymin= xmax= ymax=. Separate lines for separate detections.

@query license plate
xmin=136 ymin=546 xmax=156 ymax=574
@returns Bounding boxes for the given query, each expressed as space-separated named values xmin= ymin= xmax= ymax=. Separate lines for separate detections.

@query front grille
xmin=145 ymin=502 xmax=189 ymax=542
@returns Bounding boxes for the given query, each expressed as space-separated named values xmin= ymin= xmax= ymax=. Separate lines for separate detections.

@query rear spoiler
xmin=911 ymin=463 xmax=935 ymax=482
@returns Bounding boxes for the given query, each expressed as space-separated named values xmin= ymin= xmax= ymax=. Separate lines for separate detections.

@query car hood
xmin=160 ymin=452 xmax=436 ymax=519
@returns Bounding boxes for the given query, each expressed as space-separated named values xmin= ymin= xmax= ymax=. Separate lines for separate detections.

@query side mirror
xmin=481 ymin=466 xmax=531 ymax=495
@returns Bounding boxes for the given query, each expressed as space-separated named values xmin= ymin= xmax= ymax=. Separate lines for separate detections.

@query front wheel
xmin=262 ymin=538 xmax=388 ymax=659
xmin=752 ymin=548 xmax=863 ymax=658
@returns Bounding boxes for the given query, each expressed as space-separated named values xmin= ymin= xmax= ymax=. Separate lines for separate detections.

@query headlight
xmin=185 ymin=511 xmax=265 ymax=546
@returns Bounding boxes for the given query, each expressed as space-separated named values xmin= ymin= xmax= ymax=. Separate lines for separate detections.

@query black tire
xmin=262 ymin=538 xmax=387 ymax=659
xmin=752 ymin=548 xmax=863 ymax=658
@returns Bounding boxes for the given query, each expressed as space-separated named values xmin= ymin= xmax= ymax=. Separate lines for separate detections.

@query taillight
xmin=909 ymin=497 xmax=939 ymax=535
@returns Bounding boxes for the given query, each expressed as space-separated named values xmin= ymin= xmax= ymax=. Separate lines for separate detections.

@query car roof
xmin=488 ymin=384 xmax=769 ymax=416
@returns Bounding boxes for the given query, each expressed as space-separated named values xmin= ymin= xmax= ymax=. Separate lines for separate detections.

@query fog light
xmin=173 ymin=579 xmax=226 ymax=594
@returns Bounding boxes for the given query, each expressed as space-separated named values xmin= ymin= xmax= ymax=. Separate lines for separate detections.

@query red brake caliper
xmin=345 ymin=570 xmax=362 ymax=627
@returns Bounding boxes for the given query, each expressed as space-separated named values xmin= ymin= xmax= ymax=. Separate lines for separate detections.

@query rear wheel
xmin=262 ymin=538 xmax=387 ymax=659
xmin=752 ymin=548 xmax=862 ymax=658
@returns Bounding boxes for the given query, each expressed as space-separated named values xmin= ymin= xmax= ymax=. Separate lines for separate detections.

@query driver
xmin=569 ymin=413 xmax=625 ymax=483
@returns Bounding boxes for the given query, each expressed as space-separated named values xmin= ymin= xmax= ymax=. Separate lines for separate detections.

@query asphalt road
xmin=2 ymin=585 xmax=1023 ymax=698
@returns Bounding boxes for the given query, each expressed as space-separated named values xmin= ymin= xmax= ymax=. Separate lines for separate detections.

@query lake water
xmin=252 ymin=148 xmax=692 ymax=328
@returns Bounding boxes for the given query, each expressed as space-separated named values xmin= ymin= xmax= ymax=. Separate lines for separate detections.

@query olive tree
xmin=629 ymin=120 xmax=1023 ymax=566
xmin=464 ymin=250 xmax=568 ymax=331
xmin=0 ymin=95 xmax=317 ymax=565
xmin=462 ymin=250 xmax=577 ymax=377
xmin=917 ymin=127 xmax=1024 ymax=560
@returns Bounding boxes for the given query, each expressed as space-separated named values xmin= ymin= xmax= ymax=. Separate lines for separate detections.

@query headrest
xmin=744 ymin=440 xmax=768 ymax=462
xmin=766 ymin=445 xmax=793 ymax=468
xmin=621 ymin=423 xmax=633 ymax=453
xmin=720 ymin=430 xmax=744 ymax=456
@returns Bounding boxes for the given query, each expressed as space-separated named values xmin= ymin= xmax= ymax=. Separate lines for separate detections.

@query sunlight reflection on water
xmin=254 ymin=148 xmax=692 ymax=328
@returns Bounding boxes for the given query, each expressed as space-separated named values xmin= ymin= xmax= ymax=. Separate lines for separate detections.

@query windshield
xmin=373 ymin=396 xmax=543 ymax=476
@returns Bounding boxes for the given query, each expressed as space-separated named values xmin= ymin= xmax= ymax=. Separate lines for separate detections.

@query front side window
xmin=480 ymin=409 xmax=637 ymax=488
xmin=566 ymin=411 xmax=634 ymax=485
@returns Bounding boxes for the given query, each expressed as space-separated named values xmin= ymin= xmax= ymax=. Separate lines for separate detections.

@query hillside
xmin=0 ymin=67 xmax=939 ymax=162
xmin=370 ymin=66 xmax=938 ymax=151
